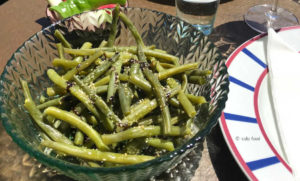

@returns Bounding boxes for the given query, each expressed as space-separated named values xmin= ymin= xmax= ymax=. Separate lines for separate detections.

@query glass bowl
xmin=1 ymin=7 xmax=229 ymax=181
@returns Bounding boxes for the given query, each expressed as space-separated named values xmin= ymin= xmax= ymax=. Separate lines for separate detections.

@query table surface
xmin=1 ymin=0 xmax=300 ymax=180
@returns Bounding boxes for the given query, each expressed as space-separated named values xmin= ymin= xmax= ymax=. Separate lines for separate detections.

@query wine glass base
xmin=244 ymin=4 xmax=299 ymax=33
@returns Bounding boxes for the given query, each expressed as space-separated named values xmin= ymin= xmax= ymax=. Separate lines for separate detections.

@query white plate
xmin=219 ymin=26 xmax=300 ymax=181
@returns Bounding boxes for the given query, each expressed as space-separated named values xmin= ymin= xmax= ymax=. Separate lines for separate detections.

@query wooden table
xmin=0 ymin=0 xmax=299 ymax=180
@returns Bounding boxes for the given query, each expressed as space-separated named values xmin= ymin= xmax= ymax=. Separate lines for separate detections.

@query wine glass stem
xmin=271 ymin=0 xmax=279 ymax=12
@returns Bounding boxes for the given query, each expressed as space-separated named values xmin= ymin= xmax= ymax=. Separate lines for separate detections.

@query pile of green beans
xmin=21 ymin=5 xmax=211 ymax=167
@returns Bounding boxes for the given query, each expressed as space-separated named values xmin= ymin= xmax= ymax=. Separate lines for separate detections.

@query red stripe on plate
xmin=220 ymin=113 xmax=258 ymax=181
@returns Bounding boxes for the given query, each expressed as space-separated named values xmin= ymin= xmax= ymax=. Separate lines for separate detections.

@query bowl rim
xmin=1 ymin=7 xmax=229 ymax=173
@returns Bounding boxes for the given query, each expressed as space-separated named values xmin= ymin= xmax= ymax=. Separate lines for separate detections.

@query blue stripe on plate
xmin=247 ymin=156 xmax=280 ymax=171
xmin=242 ymin=48 xmax=267 ymax=68
xmin=224 ymin=113 xmax=257 ymax=123
xmin=229 ymin=76 xmax=255 ymax=92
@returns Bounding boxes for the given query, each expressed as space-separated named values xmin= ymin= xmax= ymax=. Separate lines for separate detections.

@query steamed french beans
xmin=41 ymin=140 xmax=154 ymax=164
xmin=101 ymin=125 xmax=186 ymax=145
xmin=107 ymin=4 xmax=120 ymax=47
xmin=21 ymin=80 xmax=73 ymax=145
xmin=44 ymin=107 xmax=110 ymax=151
xmin=73 ymin=75 xmax=119 ymax=131
xmin=22 ymin=7 xmax=212 ymax=167
xmin=145 ymin=138 xmax=175 ymax=151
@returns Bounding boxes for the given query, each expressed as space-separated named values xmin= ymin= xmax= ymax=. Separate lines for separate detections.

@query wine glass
xmin=244 ymin=0 xmax=299 ymax=33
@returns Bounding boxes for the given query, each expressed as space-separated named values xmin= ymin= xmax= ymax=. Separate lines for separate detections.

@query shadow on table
xmin=207 ymin=125 xmax=248 ymax=181
xmin=0 ymin=0 xmax=8 ymax=6
xmin=36 ymin=17 xmax=52 ymax=30
xmin=206 ymin=21 xmax=259 ymax=181
xmin=210 ymin=20 xmax=259 ymax=57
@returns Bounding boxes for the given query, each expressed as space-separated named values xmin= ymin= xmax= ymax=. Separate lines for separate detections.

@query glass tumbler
xmin=175 ymin=0 xmax=220 ymax=35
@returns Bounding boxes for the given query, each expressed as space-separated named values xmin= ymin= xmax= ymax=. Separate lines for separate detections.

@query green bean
xmin=83 ymin=53 xmax=120 ymax=84
xmin=94 ymin=75 xmax=110 ymax=86
xmin=145 ymin=138 xmax=175 ymax=151
xmin=74 ymin=127 xmax=84 ymax=146
xmin=41 ymin=140 xmax=155 ymax=164
xmin=47 ymin=42 xmax=94 ymax=96
xmin=47 ymin=69 xmax=68 ymax=88
xmin=54 ymin=30 xmax=72 ymax=48
xmin=139 ymin=44 xmax=172 ymax=135
xmin=120 ymin=51 xmax=133 ymax=64
xmin=98 ymin=40 xmax=108 ymax=48
xmin=184 ymin=118 xmax=193 ymax=135
xmin=160 ymin=62 xmax=175 ymax=69
xmin=44 ymin=107 xmax=109 ymax=151
xmin=186 ymin=94 xmax=207 ymax=105
xmin=47 ymin=69 xmax=102 ymax=121
xmin=64 ymin=48 xmax=97 ymax=56
xmin=56 ymin=43 xmax=64 ymax=59
xmin=143 ymin=68 xmax=172 ymax=135
xmin=73 ymin=42 xmax=93 ymax=65
xmin=143 ymin=49 xmax=179 ymax=64
xmin=37 ymin=96 xmax=66 ymax=110
xmin=63 ymin=50 xmax=104 ymax=81
xmin=186 ymin=69 xmax=212 ymax=76
xmin=74 ymin=116 xmax=87 ymax=146
xmin=53 ymin=120 xmax=61 ymax=129
xmin=166 ymin=77 xmax=195 ymax=117
xmin=138 ymin=68 xmax=146 ymax=80
xmin=118 ymin=83 xmax=132 ymax=116
xmin=79 ymin=64 xmax=96 ymax=76
xmin=188 ymin=75 xmax=208 ymax=85
xmin=124 ymin=139 xmax=145 ymax=155
xmin=39 ymin=95 xmax=47 ymax=104
xmin=73 ymin=75 xmax=120 ymax=131
xmin=119 ymin=11 xmax=173 ymax=135
xmin=119 ymin=12 xmax=145 ymax=47
xmin=102 ymin=125 xmax=186 ymax=145
xmin=129 ymin=75 xmax=152 ymax=93
xmin=158 ymin=62 xmax=199 ymax=80
xmin=45 ymin=115 xmax=56 ymax=125
xmin=87 ymin=161 xmax=101 ymax=167
xmin=169 ymin=97 xmax=180 ymax=107
xmin=83 ymin=60 xmax=112 ymax=83
xmin=40 ymin=132 xmax=52 ymax=141
xmin=129 ymin=63 xmax=151 ymax=92
xmin=21 ymin=80 xmax=73 ymax=145
xmin=127 ymin=98 xmax=150 ymax=114
xmin=169 ymin=85 xmax=181 ymax=97
xmin=150 ymin=57 xmax=165 ymax=72
xmin=107 ymin=58 xmax=122 ymax=102
xmin=46 ymin=87 xmax=56 ymax=96
xmin=107 ymin=4 xmax=120 ymax=47
xmin=95 ymin=85 xmax=108 ymax=94
xmin=86 ymin=115 xmax=98 ymax=127
xmin=123 ymin=99 xmax=157 ymax=126
xmin=65 ymin=46 xmax=179 ymax=63
xmin=130 ymin=62 xmax=139 ymax=75
xmin=52 ymin=58 xmax=80 ymax=69
xmin=181 ymin=74 xmax=188 ymax=92
xmin=73 ymin=103 xmax=85 ymax=115
xmin=177 ymin=90 xmax=196 ymax=118
xmin=147 ymin=45 xmax=156 ymax=50
xmin=104 ymin=67 xmax=113 ymax=76
xmin=139 ymin=115 xmax=182 ymax=126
